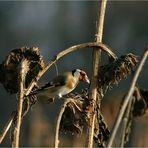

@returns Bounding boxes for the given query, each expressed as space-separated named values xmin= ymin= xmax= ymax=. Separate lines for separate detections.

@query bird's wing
xmin=41 ymin=75 xmax=67 ymax=90
xmin=28 ymin=74 xmax=68 ymax=96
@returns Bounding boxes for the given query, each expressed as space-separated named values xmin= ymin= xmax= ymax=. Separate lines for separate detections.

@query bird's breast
xmin=59 ymin=86 xmax=74 ymax=96
xmin=65 ymin=76 xmax=77 ymax=89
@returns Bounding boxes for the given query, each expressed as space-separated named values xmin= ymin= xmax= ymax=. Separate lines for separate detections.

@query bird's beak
xmin=84 ymin=75 xmax=90 ymax=84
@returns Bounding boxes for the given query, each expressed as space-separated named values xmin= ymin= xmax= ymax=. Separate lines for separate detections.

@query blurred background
xmin=0 ymin=1 xmax=148 ymax=147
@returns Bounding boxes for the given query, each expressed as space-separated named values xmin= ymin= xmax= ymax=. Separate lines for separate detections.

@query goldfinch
xmin=29 ymin=69 xmax=90 ymax=99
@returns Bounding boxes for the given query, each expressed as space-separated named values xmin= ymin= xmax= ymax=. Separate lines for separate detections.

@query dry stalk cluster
xmin=0 ymin=0 xmax=147 ymax=146
xmin=0 ymin=45 xmax=140 ymax=147
xmin=119 ymin=86 xmax=148 ymax=147
xmin=0 ymin=47 xmax=45 ymax=94
xmin=0 ymin=47 xmax=44 ymax=146
xmin=0 ymin=43 xmax=117 ymax=147
xmin=98 ymin=53 xmax=138 ymax=92
xmin=108 ymin=50 xmax=148 ymax=147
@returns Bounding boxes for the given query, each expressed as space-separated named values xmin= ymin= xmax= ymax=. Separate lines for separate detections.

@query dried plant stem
xmin=12 ymin=59 xmax=28 ymax=148
xmin=0 ymin=112 xmax=16 ymax=144
xmin=87 ymin=0 xmax=107 ymax=148
xmin=107 ymin=50 xmax=148 ymax=147
xmin=120 ymin=98 xmax=133 ymax=147
xmin=54 ymin=99 xmax=75 ymax=148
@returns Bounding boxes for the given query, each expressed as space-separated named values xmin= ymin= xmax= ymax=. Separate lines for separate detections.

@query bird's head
xmin=72 ymin=69 xmax=90 ymax=84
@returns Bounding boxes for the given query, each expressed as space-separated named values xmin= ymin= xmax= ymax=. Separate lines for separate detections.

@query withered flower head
xmin=60 ymin=89 xmax=110 ymax=146
xmin=98 ymin=53 xmax=139 ymax=91
xmin=0 ymin=47 xmax=45 ymax=94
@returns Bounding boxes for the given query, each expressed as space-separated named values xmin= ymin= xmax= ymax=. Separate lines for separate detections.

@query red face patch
xmin=80 ymin=70 xmax=86 ymax=75
xmin=79 ymin=70 xmax=86 ymax=81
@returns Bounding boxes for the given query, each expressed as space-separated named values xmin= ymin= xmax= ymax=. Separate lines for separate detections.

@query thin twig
xmin=0 ymin=112 xmax=16 ymax=144
xmin=87 ymin=0 xmax=107 ymax=147
xmin=12 ymin=59 xmax=29 ymax=148
xmin=54 ymin=99 xmax=75 ymax=148
xmin=107 ymin=50 xmax=148 ymax=147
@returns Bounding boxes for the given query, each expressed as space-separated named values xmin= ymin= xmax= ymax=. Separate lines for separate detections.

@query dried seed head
xmin=60 ymin=93 xmax=86 ymax=135
xmin=98 ymin=53 xmax=139 ymax=92
xmin=0 ymin=47 xmax=45 ymax=94
xmin=60 ymin=90 xmax=110 ymax=146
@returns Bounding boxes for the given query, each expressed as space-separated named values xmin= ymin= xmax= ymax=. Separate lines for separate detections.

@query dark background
xmin=0 ymin=1 xmax=148 ymax=147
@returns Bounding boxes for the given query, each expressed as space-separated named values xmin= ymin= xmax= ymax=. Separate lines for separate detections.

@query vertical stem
xmin=54 ymin=101 xmax=68 ymax=148
xmin=107 ymin=50 xmax=148 ymax=147
xmin=12 ymin=60 xmax=27 ymax=148
xmin=12 ymin=94 xmax=23 ymax=148
xmin=87 ymin=0 xmax=107 ymax=147
xmin=54 ymin=99 xmax=74 ymax=148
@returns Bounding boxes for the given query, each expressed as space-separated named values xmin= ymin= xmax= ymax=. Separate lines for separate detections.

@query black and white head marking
xmin=72 ymin=69 xmax=81 ymax=77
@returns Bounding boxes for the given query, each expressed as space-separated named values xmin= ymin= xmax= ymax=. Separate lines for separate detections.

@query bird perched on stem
xmin=28 ymin=69 xmax=90 ymax=101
